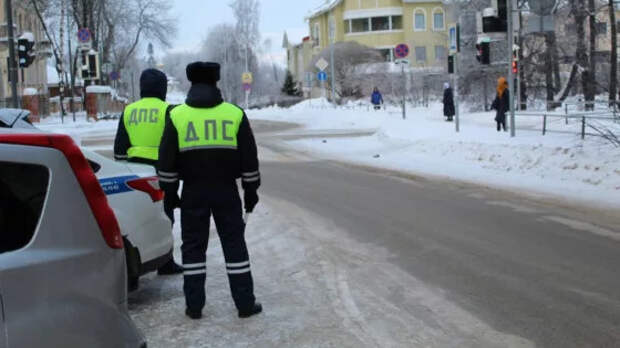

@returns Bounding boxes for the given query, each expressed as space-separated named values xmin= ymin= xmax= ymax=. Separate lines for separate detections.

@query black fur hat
xmin=140 ymin=69 xmax=167 ymax=100
xmin=186 ymin=62 xmax=221 ymax=85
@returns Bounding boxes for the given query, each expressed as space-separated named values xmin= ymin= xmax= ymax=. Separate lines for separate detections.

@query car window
xmin=0 ymin=161 xmax=49 ymax=253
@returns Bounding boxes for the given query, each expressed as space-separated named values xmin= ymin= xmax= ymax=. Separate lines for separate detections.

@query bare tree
xmin=229 ymin=0 xmax=261 ymax=71
xmin=313 ymin=42 xmax=384 ymax=100
xmin=610 ymin=0 xmax=617 ymax=106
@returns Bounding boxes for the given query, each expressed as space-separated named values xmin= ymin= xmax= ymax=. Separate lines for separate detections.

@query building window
xmin=377 ymin=48 xmax=393 ymax=62
xmin=435 ymin=45 xmax=446 ymax=61
xmin=391 ymin=15 xmax=403 ymax=30
xmin=433 ymin=10 xmax=445 ymax=31
xmin=372 ymin=16 xmax=390 ymax=31
xmin=351 ymin=18 xmax=369 ymax=33
xmin=415 ymin=46 xmax=427 ymax=63
xmin=313 ymin=22 xmax=320 ymax=45
xmin=414 ymin=10 xmax=426 ymax=31
xmin=595 ymin=22 xmax=607 ymax=36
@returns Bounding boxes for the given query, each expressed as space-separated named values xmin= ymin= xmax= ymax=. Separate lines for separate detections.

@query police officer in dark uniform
xmin=114 ymin=68 xmax=183 ymax=276
xmin=157 ymin=62 xmax=262 ymax=320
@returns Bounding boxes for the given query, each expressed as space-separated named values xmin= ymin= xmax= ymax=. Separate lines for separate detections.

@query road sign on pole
xmin=109 ymin=71 xmax=120 ymax=81
xmin=242 ymin=83 xmax=252 ymax=91
xmin=242 ymin=72 xmax=253 ymax=84
xmin=77 ymin=28 xmax=91 ymax=43
xmin=394 ymin=44 xmax=409 ymax=59
xmin=315 ymin=58 xmax=329 ymax=72
xmin=317 ymin=71 xmax=327 ymax=81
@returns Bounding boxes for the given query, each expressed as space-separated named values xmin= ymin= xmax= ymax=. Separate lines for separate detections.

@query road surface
xmin=86 ymin=120 xmax=620 ymax=347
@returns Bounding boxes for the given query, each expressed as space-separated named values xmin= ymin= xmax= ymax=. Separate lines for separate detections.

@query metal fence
xmin=515 ymin=110 xmax=618 ymax=139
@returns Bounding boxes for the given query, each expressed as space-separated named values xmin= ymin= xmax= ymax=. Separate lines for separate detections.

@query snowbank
xmin=23 ymin=88 xmax=38 ymax=96
xmin=249 ymin=101 xmax=620 ymax=209
xmin=86 ymin=85 xmax=112 ymax=94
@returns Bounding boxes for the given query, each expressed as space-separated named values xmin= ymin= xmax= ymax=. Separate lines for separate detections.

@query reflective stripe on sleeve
xmin=242 ymin=176 xmax=260 ymax=183
xmin=114 ymin=154 xmax=129 ymax=160
xmin=241 ymin=171 xmax=260 ymax=177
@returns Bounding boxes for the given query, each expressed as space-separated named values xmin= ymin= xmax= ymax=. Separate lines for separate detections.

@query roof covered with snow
xmin=307 ymin=0 xmax=342 ymax=19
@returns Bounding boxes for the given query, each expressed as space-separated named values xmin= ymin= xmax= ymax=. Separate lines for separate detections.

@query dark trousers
xmin=497 ymin=120 xmax=506 ymax=131
xmin=180 ymin=181 xmax=255 ymax=312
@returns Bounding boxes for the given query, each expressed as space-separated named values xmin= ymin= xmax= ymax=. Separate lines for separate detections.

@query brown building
xmin=0 ymin=1 xmax=51 ymax=107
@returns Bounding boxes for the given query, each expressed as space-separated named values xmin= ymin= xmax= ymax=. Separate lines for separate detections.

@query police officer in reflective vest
xmin=114 ymin=68 xmax=183 ymax=276
xmin=158 ymin=62 xmax=262 ymax=319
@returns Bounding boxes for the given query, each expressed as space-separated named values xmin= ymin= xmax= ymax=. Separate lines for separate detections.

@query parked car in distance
xmin=0 ymin=130 xmax=146 ymax=348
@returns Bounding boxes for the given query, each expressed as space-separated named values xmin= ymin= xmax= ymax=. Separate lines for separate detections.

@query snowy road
xmin=83 ymin=121 xmax=620 ymax=347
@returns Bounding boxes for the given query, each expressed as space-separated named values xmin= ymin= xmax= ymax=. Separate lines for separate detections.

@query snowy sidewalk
xmin=249 ymin=100 xmax=620 ymax=210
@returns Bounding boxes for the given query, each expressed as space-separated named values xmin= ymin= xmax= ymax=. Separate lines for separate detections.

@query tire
xmin=123 ymin=237 xmax=142 ymax=292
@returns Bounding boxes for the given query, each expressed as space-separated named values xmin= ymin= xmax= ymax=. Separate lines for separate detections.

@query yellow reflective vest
xmin=123 ymin=97 xmax=170 ymax=161
xmin=170 ymin=103 xmax=243 ymax=152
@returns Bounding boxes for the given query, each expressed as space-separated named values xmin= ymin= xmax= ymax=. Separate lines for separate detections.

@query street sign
xmin=242 ymin=83 xmax=252 ymax=91
xmin=102 ymin=63 xmax=113 ymax=74
xmin=242 ymin=72 xmax=253 ymax=84
xmin=449 ymin=25 xmax=459 ymax=54
xmin=109 ymin=71 xmax=120 ymax=81
xmin=394 ymin=44 xmax=409 ymax=59
xmin=315 ymin=57 xmax=329 ymax=71
xmin=317 ymin=71 xmax=327 ymax=81
xmin=77 ymin=28 xmax=91 ymax=43
xmin=395 ymin=58 xmax=410 ymax=65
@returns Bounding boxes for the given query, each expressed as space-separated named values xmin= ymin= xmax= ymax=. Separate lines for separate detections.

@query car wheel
xmin=123 ymin=237 xmax=142 ymax=292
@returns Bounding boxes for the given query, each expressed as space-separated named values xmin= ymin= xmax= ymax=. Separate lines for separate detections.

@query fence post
xmin=565 ymin=103 xmax=569 ymax=125
xmin=542 ymin=114 xmax=547 ymax=135
xmin=581 ymin=116 xmax=586 ymax=140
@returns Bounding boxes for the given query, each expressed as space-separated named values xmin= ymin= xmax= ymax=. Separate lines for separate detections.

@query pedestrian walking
xmin=442 ymin=82 xmax=455 ymax=122
xmin=371 ymin=87 xmax=384 ymax=110
xmin=113 ymin=68 xmax=183 ymax=276
xmin=157 ymin=62 xmax=262 ymax=320
xmin=491 ymin=77 xmax=509 ymax=132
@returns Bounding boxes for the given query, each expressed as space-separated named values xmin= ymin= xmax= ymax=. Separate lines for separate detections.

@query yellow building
xmin=287 ymin=0 xmax=451 ymax=84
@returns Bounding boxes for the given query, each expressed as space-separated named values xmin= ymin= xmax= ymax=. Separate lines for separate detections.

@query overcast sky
xmin=163 ymin=0 xmax=327 ymax=65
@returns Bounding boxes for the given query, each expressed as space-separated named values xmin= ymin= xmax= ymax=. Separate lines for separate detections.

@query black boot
xmin=238 ymin=302 xmax=262 ymax=318
xmin=185 ymin=308 xmax=202 ymax=320
xmin=157 ymin=259 xmax=184 ymax=275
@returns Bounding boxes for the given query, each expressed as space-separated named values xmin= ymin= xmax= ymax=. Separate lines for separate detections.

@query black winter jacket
xmin=157 ymin=84 xmax=260 ymax=194
xmin=491 ymin=90 xmax=510 ymax=123
xmin=443 ymin=88 xmax=455 ymax=117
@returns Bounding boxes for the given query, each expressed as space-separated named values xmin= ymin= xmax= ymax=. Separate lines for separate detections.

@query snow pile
xmin=249 ymin=102 xmax=620 ymax=208
xmin=86 ymin=85 xmax=112 ymax=94
xmin=23 ymin=88 xmax=38 ymax=96
xmin=38 ymin=114 xmax=119 ymax=146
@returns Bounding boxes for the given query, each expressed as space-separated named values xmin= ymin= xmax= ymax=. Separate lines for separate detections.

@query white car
xmin=82 ymin=148 xmax=174 ymax=290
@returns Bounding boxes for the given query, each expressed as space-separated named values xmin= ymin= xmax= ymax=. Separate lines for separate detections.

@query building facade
xmin=0 ymin=0 xmax=50 ymax=107
xmin=286 ymin=0 xmax=451 ymax=87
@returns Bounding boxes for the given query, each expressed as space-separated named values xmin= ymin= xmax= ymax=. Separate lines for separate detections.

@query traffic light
xmin=80 ymin=50 xmax=100 ymax=80
xmin=512 ymin=46 xmax=519 ymax=74
xmin=482 ymin=0 xmax=508 ymax=33
xmin=17 ymin=37 xmax=36 ymax=68
xmin=448 ymin=55 xmax=455 ymax=74
xmin=476 ymin=42 xmax=490 ymax=65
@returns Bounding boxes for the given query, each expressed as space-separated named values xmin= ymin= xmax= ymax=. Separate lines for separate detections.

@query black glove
xmin=244 ymin=189 xmax=259 ymax=213
xmin=163 ymin=191 xmax=181 ymax=224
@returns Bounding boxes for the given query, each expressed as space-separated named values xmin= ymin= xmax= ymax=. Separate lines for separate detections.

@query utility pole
xmin=329 ymin=19 xmax=336 ymax=104
xmin=507 ymin=0 xmax=516 ymax=137
xmin=5 ymin=0 xmax=19 ymax=108
xmin=245 ymin=45 xmax=249 ymax=109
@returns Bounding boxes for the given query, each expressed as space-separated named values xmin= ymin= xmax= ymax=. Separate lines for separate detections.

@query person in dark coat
xmin=442 ymin=82 xmax=455 ymax=122
xmin=491 ymin=77 xmax=509 ymax=132
xmin=371 ymin=87 xmax=384 ymax=110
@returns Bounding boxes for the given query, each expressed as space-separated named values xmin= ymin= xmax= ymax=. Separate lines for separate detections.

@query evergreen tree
xmin=282 ymin=70 xmax=300 ymax=96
